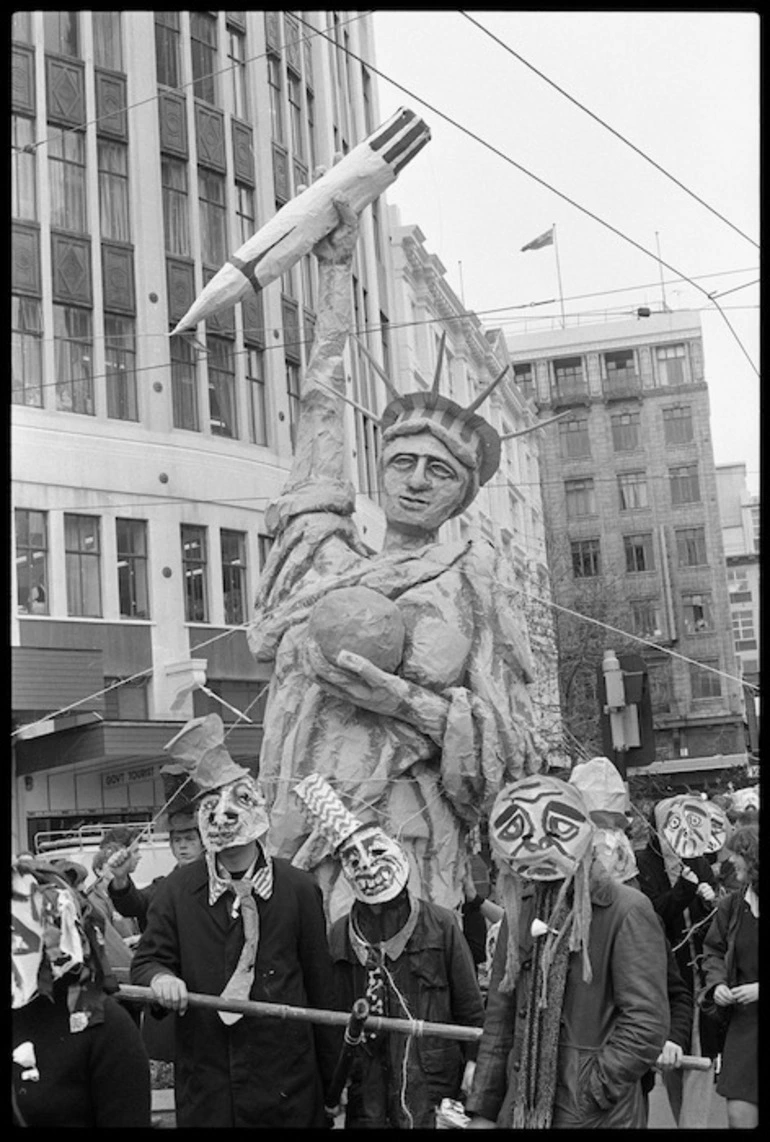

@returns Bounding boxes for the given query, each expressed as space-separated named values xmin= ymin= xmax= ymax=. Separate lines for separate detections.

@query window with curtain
xmin=190 ymin=11 xmax=218 ymax=105
xmin=227 ymin=24 xmax=247 ymax=118
xmin=15 ymin=509 xmax=49 ymax=614
xmin=207 ymin=336 xmax=237 ymax=437
xmin=181 ymin=524 xmax=208 ymax=622
xmin=247 ymin=347 xmax=267 ymax=445
xmin=48 ymin=130 xmax=87 ymax=233
xmin=65 ymin=513 xmax=102 ymax=617
xmin=93 ymin=11 xmax=123 ymax=70
xmin=676 ymin=527 xmax=707 ymax=567
xmin=267 ymin=54 xmax=284 ymax=142
xmin=624 ymin=532 xmax=655 ymax=573
xmin=12 ymin=296 xmax=43 ymax=408
xmin=235 ymin=182 xmax=255 ymax=247
xmin=161 ymin=156 xmax=190 ymax=256
xmin=171 ymin=334 xmax=199 ymax=431
xmin=198 ymin=168 xmax=226 ymax=268
xmin=105 ymin=315 xmax=138 ymax=421
xmin=44 ymin=11 xmax=80 ymax=57
xmin=54 ymin=305 xmax=93 ymax=415
xmin=288 ymin=72 xmax=305 ymax=161
xmin=221 ymin=529 xmax=247 ymax=625
xmin=559 ymin=415 xmax=590 ymax=459
xmin=155 ymin=11 xmax=181 ymax=89
xmin=12 ymin=116 xmax=37 ymax=221
xmin=565 ymin=477 xmax=596 ymax=519
xmin=617 ymin=471 xmax=649 ymax=511
xmin=630 ymin=599 xmax=663 ymax=639
xmin=610 ymin=410 xmax=641 ymax=451
xmin=98 ymin=140 xmax=130 ymax=242
xmin=662 ymin=405 xmax=694 ymax=445
xmin=552 ymin=356 xmax=585 ymax=398
xmin=655 ymin=343 xmax=688 ymax=387
xmin=116 ymin=518 xmax=149 ymax=618
xmin=670 ymin=463 xmax=700 ymax=505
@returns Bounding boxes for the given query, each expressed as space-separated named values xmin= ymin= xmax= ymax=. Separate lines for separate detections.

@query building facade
xmin=506 ymin=311 xmax=747 ymax=785
xmin=10 ymin=9 xmax=399 ymax=852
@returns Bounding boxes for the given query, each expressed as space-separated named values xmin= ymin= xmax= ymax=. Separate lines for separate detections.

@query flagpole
xmin=552 ymin=223 xmax=566 ymax=329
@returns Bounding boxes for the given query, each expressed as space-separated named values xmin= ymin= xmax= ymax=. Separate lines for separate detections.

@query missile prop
xmin=170 ymin=106 xmax=431 ymax=335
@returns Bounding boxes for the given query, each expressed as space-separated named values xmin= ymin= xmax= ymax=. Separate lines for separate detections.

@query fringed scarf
xmin=497 ymin=864 xmax=594 ymax=1129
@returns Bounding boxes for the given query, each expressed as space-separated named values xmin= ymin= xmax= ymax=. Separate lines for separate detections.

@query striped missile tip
xmin=369 ymin=107 xmax=431 ymax=176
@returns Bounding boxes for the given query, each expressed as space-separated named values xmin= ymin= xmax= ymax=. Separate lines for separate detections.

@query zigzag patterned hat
xmin=293 ymin=773 xmax=364 ymax=852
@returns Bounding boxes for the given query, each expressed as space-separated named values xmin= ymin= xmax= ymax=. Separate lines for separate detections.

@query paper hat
xmin=569 ymin=757 xmax=630 ymax=829
xmin=162 ymin=713 xmax=252 ymax=793
xmin=293 ymin=773 xmax=366 ymax=851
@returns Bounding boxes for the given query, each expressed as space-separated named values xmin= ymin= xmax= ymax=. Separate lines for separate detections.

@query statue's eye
xmin=493 ymin=805 xmax=528 ymax=843
xmin=544 ymin=810 xmax=581 ymax=843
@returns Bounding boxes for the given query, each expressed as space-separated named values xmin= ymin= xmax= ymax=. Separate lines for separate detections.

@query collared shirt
xmin=348 ymin=890 xmax=421 ymax=965
xmin=206 ymin=845 xmax=274 ymax=914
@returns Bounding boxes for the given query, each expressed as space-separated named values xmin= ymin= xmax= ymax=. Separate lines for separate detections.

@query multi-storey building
xmin=388 ymin=211 xmax=564 ymax=754
xmin=506 ymin=311 xmax=747 ymax=786
xmin=716 ymin=463 xmax=759 ymax=757
xmin=10 ymin=10 xmax=401 ymax=853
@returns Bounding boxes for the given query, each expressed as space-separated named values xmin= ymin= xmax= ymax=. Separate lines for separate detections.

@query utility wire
xmin=293 ymin=13 xmax=758 ymax=378
xmin=458 ymin=11 xmax=758 ymax=250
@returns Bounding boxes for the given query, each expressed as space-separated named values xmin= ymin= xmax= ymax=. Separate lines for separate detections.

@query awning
xmin=627 ymin=753 xmax=749 ymax=778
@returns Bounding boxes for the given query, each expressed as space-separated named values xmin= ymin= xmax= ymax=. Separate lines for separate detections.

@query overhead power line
xmin=293 ymin=14 xmax=758 ymax=379
xmin=458 ymin=11 xmax=758 ymax=250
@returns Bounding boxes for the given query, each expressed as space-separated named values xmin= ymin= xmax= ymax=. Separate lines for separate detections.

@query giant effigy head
xmin=654 ymin=794 xmax=710 ymax=859
xmin=489 ymin=773 xmax=595 ymax=882
xmin=293 ymin=773 xmax=410 ymax=904
xmin=162 ymin=714 xmax=268 ymax=854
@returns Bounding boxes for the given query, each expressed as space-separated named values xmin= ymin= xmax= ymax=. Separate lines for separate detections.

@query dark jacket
xmin=700 ymin=889 xmax=751 ymax=1000
xmin=329 ymin=894 xmax=484 ymax=1129
xmin=466 ymin=878 xmax=669 ymax=1129
xmin=130 ymin=855 xmax=341 ymax=1129
xmin=641 ymin=922 xmax=694 ymax=1096
xmin=109 ymin=875 xmax=163 ymax=932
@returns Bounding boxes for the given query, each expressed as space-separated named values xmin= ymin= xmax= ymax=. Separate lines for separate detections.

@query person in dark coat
xmin=295 ymin=773 xmax=485 ymax=1129
xmin=464 ymin=774 xmax=669 ymax=1130
xmin=635 ymin=793 xmax=719 ymax=1127
xmin=700 ymin=824 xmax=759 ymax=1129
xmin=12 ymin=855 xmax=151 ymax=1128
xmin=130 ymin=715 xmax=341 ymax=1129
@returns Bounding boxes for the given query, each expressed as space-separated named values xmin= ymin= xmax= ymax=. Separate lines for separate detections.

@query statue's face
xmin=490 ymin=776 xmax=594 ymax=881
xmin=705 ymin=803 xmax=730 ymax=854
xmin=660 ymin=796 xmax=710 ymax=858
xmin=380 ymin=433 xmax=469 ymax=533
xmin=337 ymin=824 xmax=410 ymax=904
xmin=197 ymin=777 xmax=269 ymax=853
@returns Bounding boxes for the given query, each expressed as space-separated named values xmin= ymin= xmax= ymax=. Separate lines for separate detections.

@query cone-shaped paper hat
xmin=293 ymin=773 xmax=364 ymax=851
xmin=162 ymin=713 xmax=251 ymax=793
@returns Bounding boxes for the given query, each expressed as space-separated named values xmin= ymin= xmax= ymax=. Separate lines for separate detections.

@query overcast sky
xmin=371 ymin=10 xmax=759 ymax=494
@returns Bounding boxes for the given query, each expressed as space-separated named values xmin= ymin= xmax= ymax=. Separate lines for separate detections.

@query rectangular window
xmin=727 ymin=567 xmax=750 ymax=595
xmin=690 ymin=660 xmax=721 ymax=700
xmin=235 ymin=183 xmax=255 ymax=247
xmin=624 ymin=532 xmax=655 ymax=573
xmin=198 ymin=169 xmax=227 ymax=268
xmin=552 ymin=356 xmax=585 ymax=398
xmin=48 ymin=130 xmax=87 ymax=232
xmin=306 ymin=89 xmax=317 ymax=171
xmin=12 ymin=296 xmax=43 ymax=407
xmin=103 ymin=676 xmax=149 ymax=720
xmin=648 ymin=661 xmax=671 ymax=712
xmin=630 ymin=599 xmax=663 ymax=639
xmin=105 ymin=315 xmax=138 ymax=421
xmin=676 ymin=527 xmax=707 ymax=567
xmin=116 ymin=518 xmax=149 ymax=618
xmin=670 ymin=463 xmax=700 ymax=505
xmin=207 ymin=336 xmax=238 ymax=438
xmin=662 ymin=404 xmax=694 ymax=445
xmin=44 ymin=11 xmax=79 ymax=57
xmin=656 ymin=343 xmax=688 ymax=386
xmin=610 ymin=410 xmax=641 ymax=451
xmin=247 ymin=347 xmax=267 ymax=445
xmin=571 ymin=538 xmax=601 ymax=578
xmin=181 ymin=524 xmax=208 ymax=622
xmin=559 ymin=415 xmax=590 ymax=459
xmin=221 ymin=529 xmax=247 ymax=625
xmin=54 ymin=305 xmax=93 ymax=415
xmin=603 ymin=348 xmax=637 ymax=386
xmin=190 ymin=11 xmax=218 ymax=105
xmin=258 ymin=533 xmax=274 ymax=569
xmin=161 ymin=157 xmax=190 ymax=256
xmin=286 ymin=360 xmax=301 ymax=448
xmin=98 ymin=140 xmax=130 ymax=242
xmin=15 ymin=509 xmax=48 ymax=614
xmin=682 ymin=592 xmax=713 ymax=635
xmin=171 ymin=335 xmax=199 ymax=431
xmin=155 ymin=11 xmax=181 ymax=89
xmin=618 ymin=471 xmax=649 ymax=511
xmin=227 ymin=26 xmax=247 ymax=119
xmin=65 ymin=513 xmax=102 ymax=617
xmin=565 ymin=477 xmax=596 ymax=519
xmin=267 ymin=55 xmax=284 ymax=142
xmin=732 ymin=609 xmax=755 ymax=643
xmin=12 ymin=116 xmax=37 ymax=221
xmin=93 ymin=12 xmax=123 ymax=70
xmin=288 ymin=72 xmax=305 ymax=161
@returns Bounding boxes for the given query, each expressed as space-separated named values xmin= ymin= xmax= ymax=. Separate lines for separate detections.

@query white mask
xmin=337 ymin=824 xmax=410 ymax=904
xmin=197 ymin=776 xmax=269 ymax=853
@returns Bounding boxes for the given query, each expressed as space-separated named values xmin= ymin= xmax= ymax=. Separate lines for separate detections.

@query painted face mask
xmin=337 ymin=823 xmax=410 ymax=904
xmin=592 ymin=827 xmax=638 ymax=882
xmin=197 ymin=775 xmax=270 ymax=854
xmin=705 ymin=802 xmax=730 ymax=854
xmin=490 ymin=775 xmax=594 ymax=881
xmin=656 ymin=795 xmax=710 ymax=858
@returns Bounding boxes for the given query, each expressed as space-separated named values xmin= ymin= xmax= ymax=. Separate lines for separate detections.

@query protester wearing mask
xmin=294 ymin=773 xmax=484 ymax=1129
xmin=130 ymin=714 xmax=340 ymax=1129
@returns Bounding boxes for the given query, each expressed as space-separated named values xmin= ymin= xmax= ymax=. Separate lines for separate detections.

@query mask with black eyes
xmin=655 ymin=795 xmax=710 ymax=859
xmin=489 ymin=775 xmax=595 ymax=882
xmin=197 ymin=776 xmax=270 ymax=854
xmin=337 ymin=823 xmax=411 ymax=904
